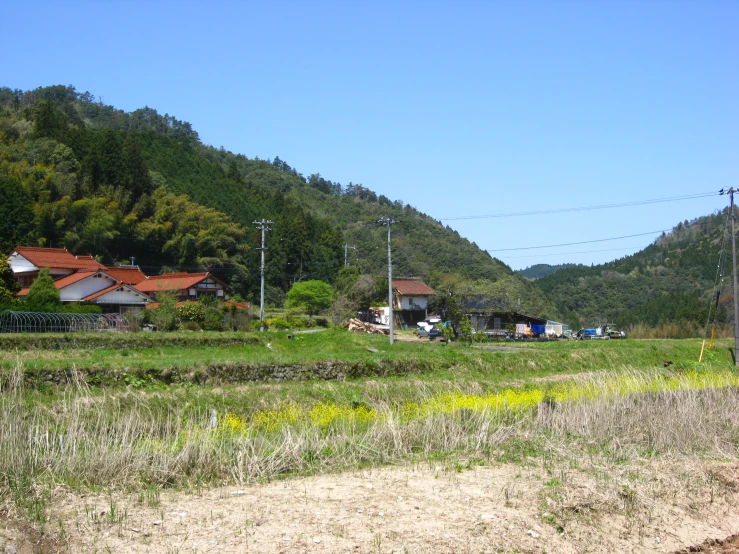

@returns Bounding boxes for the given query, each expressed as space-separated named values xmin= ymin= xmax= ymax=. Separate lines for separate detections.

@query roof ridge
xmin=15 ymin=245 xmax=69 ymax=252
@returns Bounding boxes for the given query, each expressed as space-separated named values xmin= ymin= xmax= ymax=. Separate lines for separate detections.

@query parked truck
xmin=576 ymin=324 xmax=626 ymax=340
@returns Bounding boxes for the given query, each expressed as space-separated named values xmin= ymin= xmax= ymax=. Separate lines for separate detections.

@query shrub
xmin=203 ymin=307 xmax=225 ymax=331
xmin=269 ymin=318 xmax=290 ymax=330
xmin=287 ymin=316 xmax=307 ymax=329
xmin=225 ymin=310 xmax=251 ymax=331
xmin=148 ymin=292 xmax=178 ymax=331
xmin=178 ymin=301 xmax=205 ymax=324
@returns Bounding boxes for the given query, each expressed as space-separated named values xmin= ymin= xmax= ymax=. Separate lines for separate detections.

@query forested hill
xmin=0 ymin=85 xmax=550 ymax=313
xmin=517 ymin=263 xmax=581 ymax=280
xmin=534 ymin=211 xmax=731 ymax=328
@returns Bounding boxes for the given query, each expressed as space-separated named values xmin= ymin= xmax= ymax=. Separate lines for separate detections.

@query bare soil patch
xmin=0 ymin=510 xmax=59 ymax=554
xmin=674 ymin=534 xmax=739 ymax=553
xmin=52 ymin=459 xmax=739 ymax=553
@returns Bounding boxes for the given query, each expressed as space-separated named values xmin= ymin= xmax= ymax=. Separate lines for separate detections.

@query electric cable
xmin=441 ymin=191 xmax=718 ymax=221
xmin=485 ymin=229 xmax=670 ymax=252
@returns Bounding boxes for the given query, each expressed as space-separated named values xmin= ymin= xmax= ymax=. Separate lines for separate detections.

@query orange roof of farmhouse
xmin=12 ymin=246 xmax=105 ymax=271
xmin=392 ymin=278 xmax=436 ymax=296
xmin=103 ymin=267 xmax=148 ymax=285
xmin=134 ymin=272 xmax=224 ymax=293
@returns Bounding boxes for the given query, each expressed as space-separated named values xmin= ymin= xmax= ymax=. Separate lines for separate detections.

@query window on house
xmin=494 ymin=318 xmax=501 ymax=330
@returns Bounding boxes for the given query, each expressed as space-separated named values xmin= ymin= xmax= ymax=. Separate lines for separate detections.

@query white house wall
xmin=8 ymin=253 xmax=38 ymax=274
xmin=93 ymin=288 xmax=149 ymax=305
xmin=398 ymin=296 xmax=429 ymax=310
xmin=60 ymin=275 xmax=116 ymax=301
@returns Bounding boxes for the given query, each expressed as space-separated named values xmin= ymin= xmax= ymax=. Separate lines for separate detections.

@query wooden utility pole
xmin=378 ymin=217 xmax=398 ymax=345
xmin=253 ymin=219 xmax=273 ymax=332
xmin=721 ymin=188 xmax=739 ymax=366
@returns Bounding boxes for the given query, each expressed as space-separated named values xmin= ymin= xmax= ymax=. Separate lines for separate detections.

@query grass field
xmin=1 ymin=330 xmax=738 ymax=550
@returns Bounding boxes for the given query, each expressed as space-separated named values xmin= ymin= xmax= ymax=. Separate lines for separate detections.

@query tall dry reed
xmin=3 ymin=359 xmax=739 ymax=521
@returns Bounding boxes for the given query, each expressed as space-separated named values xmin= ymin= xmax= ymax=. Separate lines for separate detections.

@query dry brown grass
xmin=627 ymin=321 xmax=733 ymax=339
xmin=3 ymin=358 xmax=739 ymax=533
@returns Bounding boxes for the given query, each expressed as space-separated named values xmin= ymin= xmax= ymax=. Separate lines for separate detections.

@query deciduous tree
xmin=286 ymin=280 xmax=333 ymax=316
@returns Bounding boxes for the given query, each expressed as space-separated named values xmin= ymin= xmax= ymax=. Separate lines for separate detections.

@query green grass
xmin=3 ymin=328 xmax=728 ymax=381
xmin=5 ymin=332 xmax=733 ymax=419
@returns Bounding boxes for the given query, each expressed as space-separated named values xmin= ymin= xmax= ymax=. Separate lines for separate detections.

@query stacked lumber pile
xmin=347 ymin=318 xmax=388 ymax=335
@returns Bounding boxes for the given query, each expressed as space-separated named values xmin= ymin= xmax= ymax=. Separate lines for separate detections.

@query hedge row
xmin=0 ymin=332 xmax=263 ymax=351
xmin=22 ymin=359 xmax=437 ymax=389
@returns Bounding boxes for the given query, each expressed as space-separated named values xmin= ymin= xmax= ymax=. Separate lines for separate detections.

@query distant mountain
xmin=517 ymin=263 xmax=581 ymax=280
xmin=0 ymin=84 xmax=551 ymax=314
xmin=533 ymin=211 xmax=730 ymax=328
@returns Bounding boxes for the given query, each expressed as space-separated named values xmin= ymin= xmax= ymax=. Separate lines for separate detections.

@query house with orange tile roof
xmin=7 ymin=247 xmax=152 ymax=314
xmin=6 ymin=247 xmax=234 ymax=315
xmin=102 ymin=266 xmax=148 ymax=286
xmin=134 ymin=272 xmax=229 ymax=302
xmin=371 ymin=277 xmax=436 ymax=327
xmin=8 ymin=246 xmax=105 ymax=288
xmin=392 ymin=278 xmax=436 ymax=311
xmin=382 ymin=277 xmax=436 ymax=327
xmin=16 ymin=269 xmax=152 ymax=312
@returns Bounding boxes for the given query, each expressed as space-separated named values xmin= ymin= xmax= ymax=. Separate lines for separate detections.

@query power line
xmin=441 ymin=192 xmax=718 ymax=221
xmin=485 ymin=229 xmax=669 ymax=253
xmin=498 ymin=245 xmax=651 ymax=259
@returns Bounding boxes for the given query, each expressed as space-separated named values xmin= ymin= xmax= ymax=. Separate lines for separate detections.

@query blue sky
xmin=6 ymin=0 xmax=737 ymax=269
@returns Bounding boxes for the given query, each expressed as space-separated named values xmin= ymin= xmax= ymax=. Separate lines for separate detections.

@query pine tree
xmin=25 ymin=268 xmax=61 ymax=312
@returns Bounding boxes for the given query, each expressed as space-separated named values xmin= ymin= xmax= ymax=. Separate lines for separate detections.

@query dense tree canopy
xmin=0 ymin=257 xmax=19 ymax=305
xmin=286 ymin=280 xmax=334 ymax=315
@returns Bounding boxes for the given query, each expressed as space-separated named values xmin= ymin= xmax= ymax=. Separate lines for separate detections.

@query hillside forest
xmin=0 ymin=85 xmax=550 ymax=314
xmin=536 ymin=211 xmax=733 ymax=331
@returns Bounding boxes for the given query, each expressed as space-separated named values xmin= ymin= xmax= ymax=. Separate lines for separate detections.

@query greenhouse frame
xmin=0 ymin=311 xmax=130 ymax=333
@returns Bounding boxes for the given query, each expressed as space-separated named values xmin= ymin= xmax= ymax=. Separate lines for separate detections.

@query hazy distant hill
xmin=0 ymin=84 xmax=551 ymax=314
xmin=534 ymin=211 xmax=730 ymax=328
xmin=517 ymin=263 xmax=581 ymax=280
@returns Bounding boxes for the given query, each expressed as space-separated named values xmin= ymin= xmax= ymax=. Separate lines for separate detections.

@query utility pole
xmin=721 ymin=188 xmax=739 ymax=367
xmin=343 ymin=244 xmax=356 ymax=267
xmin=253 ymin=219 xmax=273 ymax=332
xmin=378 ymin=217 xmax=398 ymax=344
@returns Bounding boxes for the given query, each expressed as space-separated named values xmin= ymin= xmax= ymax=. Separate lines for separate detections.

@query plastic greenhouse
xmin=0 ymin=311 xmax=130 ymax=333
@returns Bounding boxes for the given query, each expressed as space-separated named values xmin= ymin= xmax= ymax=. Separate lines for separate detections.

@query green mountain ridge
xmin=534 ymin=211 xmax=731 ymax=329
xmin=0 ymin=84 xmax=551 ymax=314
xmin=517 ymin=263 xmax=582 ymax=280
